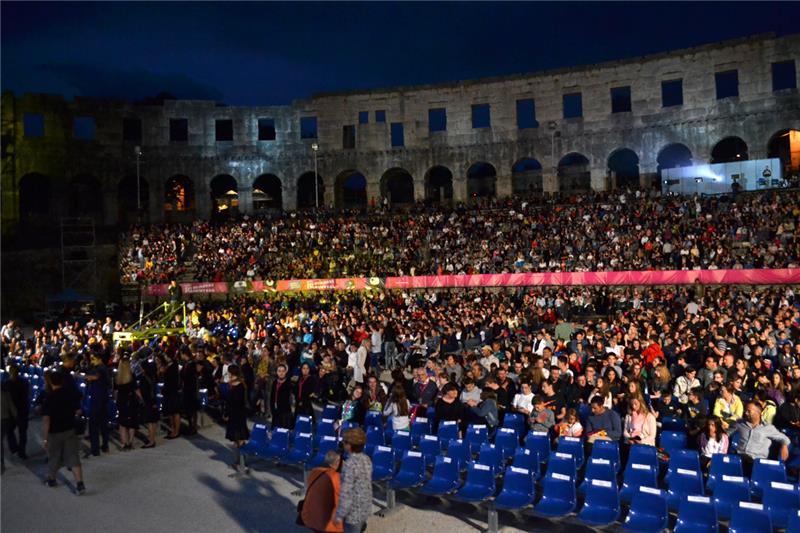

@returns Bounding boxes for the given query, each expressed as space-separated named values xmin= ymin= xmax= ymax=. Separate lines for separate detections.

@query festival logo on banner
xmin=305 ymin=279 xmax=336 ymax=291
xmin=230 ymin=280 xmax=251 ymax=293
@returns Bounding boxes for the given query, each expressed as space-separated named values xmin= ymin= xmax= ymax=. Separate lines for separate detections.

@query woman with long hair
xmin=134 ymin=354 xmax=159 ymax=448
xmin=383 ymin=384 xmax=410 ymax=431
xmin=588 ymin=376 xmax=613 ymax=409
xmin=365 ymin=374 xmax=387 ymax=412
xmin=115 ymin=357 xmax=142 ymax=451
xmin=159 ymin=353 xmax=182 ymax=439
xmin=623 ymin=396 xmax=657 ymax=446
xmin=341 ymin=384 xmax=368 ymax=427
xmin=768 ymin=372 xmax=787 ymax=406
xmin=225 ymin=365 xmax=250 ymax=473
xmin=699 ymin=416 xmax=729 ymax=470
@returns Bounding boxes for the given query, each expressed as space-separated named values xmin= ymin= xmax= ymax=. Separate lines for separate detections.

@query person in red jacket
xmin=641 ymin=336 xmax=664 ymax=369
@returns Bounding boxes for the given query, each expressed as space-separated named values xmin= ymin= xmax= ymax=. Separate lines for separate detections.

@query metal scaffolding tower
xmin=60 ymin=217 xmax=96 ymax=293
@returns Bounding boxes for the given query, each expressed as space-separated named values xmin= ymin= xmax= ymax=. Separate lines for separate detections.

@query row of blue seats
xmin=243 ymin=423 xmax=800 ymax=532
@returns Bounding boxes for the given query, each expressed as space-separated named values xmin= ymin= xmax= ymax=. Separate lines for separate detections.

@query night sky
xmin=2 ymin=2 xmax=799 ymax=106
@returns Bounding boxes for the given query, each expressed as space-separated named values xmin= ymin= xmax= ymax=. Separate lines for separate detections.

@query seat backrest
xmin=547 ymin=452 xmax=577 ymax=481
xmin=502 ymin=466 xmax=535 ymax=497
xmin=447 ymin=439 xmax=471 ymax=468
xmin=372 ymin=445 xmax=394 ymax=469
xmin=788 ymin=508 xmax=800 ymax=533
xmin=399 ymin=450 xmax=425 ymax=475
xmin=525 ymin=431 xmax=552 ymax=460
xmin=752 ymin=458 xmax=787 ymax=486
xmin=591 ymin=439 xmax=620 ymax=470
xmin=478 ymin=443 xmax=503 ymax=471
xmin=431 ymin=455 xmax=459 ymax=482
xmin=420 ymin=434 xmax=440 ymax=458
xmin=541 ymin=472 xmax=576 ymax=503
xmin=556 ymin=436 xmax=584 ymax=465
xmin=391 ymin=430 xmax=412 ymax=451
xmin=495 ymin=428 xmax=518 ymax=455
xmin=709 ymin=453 xmax=743 ymax=485
xmin=669 ymin=468 xmax=704 ymax=495
xmin=316 ymin=418 xmax=336 ymax=436
xmin=661 ymin=416 xmax=686 ymax=431
xmin=270 ymin=427 xmax=290 ymax=448
xmin=464 ymin=462 xmax=495 ymax=490
xmin=623 ymin=463 xmax=658 ymax=489
xmin=630 ymin=486 xmax=668 ymax=521
xmin=669 ymin=449 xmax=701 ymax=474
xmin=585 ymin=478 xmax=618 ymax=509
xmin=584 ymin=457 xmax=615 ymax=484
xmin=322 ymin=404 xmax=341 ymax=419
xmin=365 ymin=411 xmax=383 ymax=429
xmin=292 ymin=432 xmax=313 ymax=452
xmin=295 ymin=415 xmax=313 ymax=434
xmin=467 ymin=424 xmax=489 ymax=444
xmin=660 ymin=430 xmax=687 ymax=452
xmin=729 ymin=502 xmax=773 ymax=533
xmin=437 ymin=420 xmax=459 ymax=443
xmin=512 ymin=448 xmax=540 ymax=475
xmin=627 ymin=443 xmax=658 ymax=469
xmin=411 ymin=417 xmax=431 ymax=443
xmin=366 ymin=426 xmax=385 ymax=445
xmin=251 ymin=423 xmax=268 ymax=445
xmin=763 ymin=481 xmax=800 ymax=525
xmin=678 ymin=495 xmax=716 ymax=526
xmin=502 ymin=413 xmax=525 ymax=436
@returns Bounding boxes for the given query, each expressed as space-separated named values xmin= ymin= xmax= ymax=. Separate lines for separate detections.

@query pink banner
xmin=144 ymin=269 xmax=800 ymax=296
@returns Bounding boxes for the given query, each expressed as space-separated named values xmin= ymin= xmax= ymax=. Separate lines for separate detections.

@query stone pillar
xmin=366 ymin=180 xmax=380 ymax=208
xmin=414 ymin=179 xmax=426 ymax=202
xmin=591 ymin=166 xmax=609 ymax=192
xmin=452 ymin=178 xmax=467 ymax=203
xmin=495 ymin=173 xmax=513 ymax=198
xmin=542 ymin=171 xmax=558 ymax=195
xmin=149 ymin=180 xmax=163 ymax=223
xmin=196 ymin=184 xmax=211 ymax=220
xmin=640 ymin=161 xmax=658 ymax=190
xmin=238 ymin=185 xmax=253 ymax=214
xmin=283 ymin=186 xmax=297 ymax=211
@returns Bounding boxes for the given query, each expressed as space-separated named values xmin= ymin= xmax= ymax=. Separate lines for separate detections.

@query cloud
xmin=39 ymin=62 xmax=225 ymax=102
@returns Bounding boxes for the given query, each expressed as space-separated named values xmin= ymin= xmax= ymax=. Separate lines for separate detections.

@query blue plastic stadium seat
xmin=446 ymin=439 xmax=472 ymax=471
xmin=578 ymin=478 xmax=620 ymax=526
xmin=316 ymin=418 xmax=337 ymax=439
xmin=534 ymin=472 xmax=577 ymax=517
xmin=419 ymin=455 xmax=461 ymax=496
xmin=661 ymin=416 xmax=687 ymax=432
xmin=728 ymin=502 xmax=773 ymax=533
xmin=494 ymin=466 xmax=536 ymax=510
xmin=478 ymin=443 xmax=504 ymax=475
xmin=750 ymin=458 xmax=787 ymax=498
xmin=712 ymin=475 xmax=751 ymax=520
xmin=512 ymin=448 xmax=540 ymax=477
xmin=321 ymin=404 xmax=340 ymax=420
xmin=308 ymin=436 xmax=339 ymax=468
xmin=525 ymin=431 xmax=551 ymax=464
xmin=788 ymin=509 xmax=800 ymax=533
xmin=621 ymin=462 xmax=659 ymax=504
xmin=410 ymin=417 xmax=432 ymax=446
xmin=494 ymin=427 xmax=518 ymax=461
xmin=466 ymin=424 xmax=489 ymax=455
xmin=454 ymin=462 xmax=496 ymax=502
xmin=547 ymin=451 xmax=578 ymax=481
xmin=762 ymin=481 xmax=800 ymax=529
xmin=365 ymin=426 xmax=385 ymax=457
xmin=294 ymin=415 xmax=313 ymax=435
xmin=437 ymin=421 xmax=459 ymax=449
xmin=261 ymin=427 xmax=291 ymax=459
xmin=627 ymin=443 xmax=658 ymax=471
xmin=666 ymin=449 xmax=702 ymax=481
xmin=591 ymin=439 xmax=621 ymax=472
xmin=391 ymin=450 xmax=426 ymax=489
xmin=371 ymin=446 xmax=396 ymax=482
xmin=284 ymin=431 xmax=313 ymax=465
xmin=365 ymin=411 xmax=383 ymax=429
xmin=579 ymin=457 xmax=616 ymax=495
xmin=674 ymin=495 xmax=718 ymax=533
xmin=391 ymin=430 xmax=413 ymax=462
xmin=659 ymin=431 xmax=688 ymax=455
xmin=667 ymin=468 xmax=705 ymax=511
xmin=240 ymin=423 xmax=269 ymax=456
xmin=502 ymin=413 xmax=525 ymax=438
xmin=341 ymin=420 xmax=360 ymax=433
xmin=623 ymin=486 xmax=669 ymax=533
xmin=707 ymin=453 xmax=743 ymax=492
xmin=556 ymin=436 xmax=585 ymax=469
xmin=419 ymin=434 xmax=440 ymax=465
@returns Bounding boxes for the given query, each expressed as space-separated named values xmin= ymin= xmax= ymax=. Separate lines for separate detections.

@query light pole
xmin=311 ymin=143 xmax=319 ymax=209
xmin=548 ymin=121 xmax=559 ymax=196
xmin=134 ymin=145 xmax=143 ymax=212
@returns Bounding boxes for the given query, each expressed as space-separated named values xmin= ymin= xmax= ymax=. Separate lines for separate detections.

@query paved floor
xmin=2 ymin=418 xmax=601 ymax=533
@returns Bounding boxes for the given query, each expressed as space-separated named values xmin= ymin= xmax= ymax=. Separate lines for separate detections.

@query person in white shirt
xmin=512 ymin=382 xmax=535 ymax=416
xmin=352 ymin=339 xmax=370 ymax=385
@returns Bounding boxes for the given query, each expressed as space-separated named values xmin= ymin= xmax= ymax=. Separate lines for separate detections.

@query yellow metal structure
xmin=113 ymin=302 xmax=186 ymax=345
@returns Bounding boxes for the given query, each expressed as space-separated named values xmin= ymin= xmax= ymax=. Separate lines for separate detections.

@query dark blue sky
xmin=2 ymin=2 xmax=799 ymax=106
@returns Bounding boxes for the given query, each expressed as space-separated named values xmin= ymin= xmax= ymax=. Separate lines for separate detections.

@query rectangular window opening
xmin=170 ymin=118 xmax=188 ymax=142
xmin=215 ymin=119 xmax=233 ymax=142
xmin=563 ymin=93 xmax=583 ymax=119
xmin=23 ymin=113 xmax=44 ymax=138
xmin=300 ymin=116 xmax=318 ymax=139
xmin=390 ymin=122 xmax=404 ymax=147
xmin=661 ymin=79 xmax=683 ymax=107
xmin=73 ymin=116 xmax=96 ymax=140
xmin=122 ymin=117 xmax=142 ymax=142
xmin=516 ymin=99 xmax=538 ymax=129
xmin=375 ymin=110 xmax=386 ymax=123
xmin=358 ymin=111 xmax=369 ymax=124
xmin=772 ymin=60 xmax=797 ymax=91
xmin=610 ymin=86 xmax=632 ymax=113
xmin=472 ymin=103 xmax=491 ymax=129
xmin=258 ymin=118 xmax=276 ymax=141
xmin=715 ymin=70 xmax=739 ymax=100
xmin=343 ymin=124 xmax=356 ymax=149
xmin=429 ymin=108 xmax=447 ymax=133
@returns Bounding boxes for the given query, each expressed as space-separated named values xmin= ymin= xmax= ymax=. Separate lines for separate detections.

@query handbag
xmin=296 ymin=470 xmax=329 ymax=526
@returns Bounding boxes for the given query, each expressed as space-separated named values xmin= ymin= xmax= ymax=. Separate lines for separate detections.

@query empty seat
xmin=621 ymin=463 xmax=659 ymax=504
xmin=712 ymin=475 xmax=751 ymax=520
xmin=477 ymin=443 xmax=504 ymax=475
xmin=750 ymin=458 xmax=787 ymax=498
xmin=494 ymin=466 xmax=536 ymax=510
xmin=729 ymin=502 xmax=773 ymax=533
xmin=591 ymin=439 xmax=621 ymax=472
xmin=667 ymin=449 xmax=702 ymax=481
xmin=308 ymin=435 xmax=339 ymax=468
xmin=283 ymin=432 xmax=313 ymax=465
xmin=364 ymin=411 xmax=383 ymax=429
xmin=546 ymin=452 xmax=578 ymax=481
xmin=446 ymin=439 xmax=472 ymax=471
xmin=667 ymin=468 xmax=705 ymax=511
xmin=240 ymin=423 xmax=269 ymax=456
xmin=674 ymin=495 xmax=718 ymax=533
xmin=623 ymin=486 xmax=669 ymax=533
xmin=707 ymin=453 xmax=743 ymax=492
xmin=525 ymin=431 xmax=551 ymax=464
xmin=578 ymin=479 xmax=620 ymax=526
xmin=627 ymin=444 xmax=658 ymax=471
xmin=371 ymin=445 xmax=396 ymax=482
xmin=419 ymin=434 xmax=440 ymax=465
xmin=294 ymin=415 xmax=313 ymax=435
xmin=391 ymin=430 xmax=412 ymax=462
xmin=321 ymin=404 xmax=340 ymax=420
xmin=391 ymin=450 xmax=426 ymax=489
xmin=340 ymin=420 xmax=360 ymax=433
xmin=437 ymin=420 xmax=459 ymax=448
xmin=788 ymin=509 xmax=800 ymax=533
xmin=365 ymin=426 xmax=385 ymax=457
xmin=659 ymin=431 xmax=688 ymax=454
xmin=494 ymin=427 xmax=518 ymax=461
xmin=763 ymin=481 xmax=800 ymax=529
xmin=556 ymin=436 xmax=585 ymax=469
xmin=454 ymin=462 xmax=496 ymax=502
xmin=315 ymin=418 xmax=336 ymax=439
xmin=511 ymin=447 xmax=540 ymax=477
xmin=419 ymin=455 xmax=461 ymax=496
xmin=661 ymin=416 xmax=687 ymax=432
xmin=579 ymin=457 xmax=616 ymax=495
xmin=534 ymin=472 xmax=577 ymax=517
xmin=502 ymin=412 xmax=526 ymax=438
xmin=410 ymin=417 xmax=432 ymax=446
xmin=466 ymin=424 xmax=489 ymax=455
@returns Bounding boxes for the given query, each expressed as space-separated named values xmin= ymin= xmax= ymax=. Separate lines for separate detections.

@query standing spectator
xmin=1 ymin=384 xmax=16 ymax=473
xmin=86 ymin=353 xmax=110 ymax=455
xmin=42 ymin=371 xmax=85 ymax=494
xmin=180 ymin=348 xmax=199 ymax=435
xmin=160 ymin=353 xmax=182 ymax=439
xmin=699 ymin=417 xmax=729 ymax=469
xmin=270 ymin=364 xmax=294 ymax=429
xmin=4 ymin=365 xmax=29 ymax=459
xmin=336 ymin=428 xmax=372 ymax=533
xmin=301 ymin=450 xmax=344 ymax=532
xmin=115 ymin=358 xmax=141 ymax=451
xmin=135 ymin=356 xmax=159 ymax=448
xmin=225 ymin=365 xmax=250 ymax=473
xmin=341 ymin=385 xmax=367 ymax=427
xmin=295 ymin=362 xmax=318 ymax=420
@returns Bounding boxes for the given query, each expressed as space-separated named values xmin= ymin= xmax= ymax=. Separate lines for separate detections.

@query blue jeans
xmin=344 ymin=522 xmax=365 ymax=533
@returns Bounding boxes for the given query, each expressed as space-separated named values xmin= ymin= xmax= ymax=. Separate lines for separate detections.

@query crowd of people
xmin=119 ymin=189 xmax=800 ymax=284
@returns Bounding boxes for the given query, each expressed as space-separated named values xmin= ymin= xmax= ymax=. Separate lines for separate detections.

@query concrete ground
xmin=2 ymin=417 xmax=603 ymax=533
